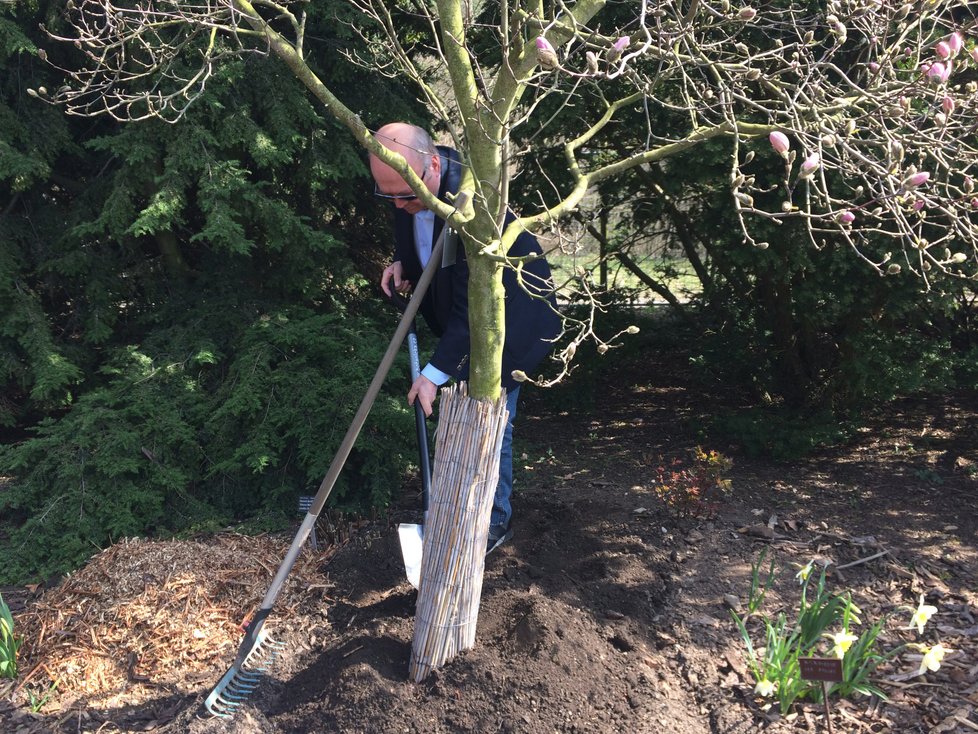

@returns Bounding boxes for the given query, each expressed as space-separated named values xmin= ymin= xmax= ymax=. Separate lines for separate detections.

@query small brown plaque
xmin=799 ymin=657 xmax=844 ymax=682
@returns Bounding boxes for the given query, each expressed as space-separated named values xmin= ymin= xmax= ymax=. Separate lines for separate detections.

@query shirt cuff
xmin=421 ymin=363 xmax=452 ymax=386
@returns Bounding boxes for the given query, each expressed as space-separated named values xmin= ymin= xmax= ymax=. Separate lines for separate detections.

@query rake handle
xmin=235 ymin=194 xmax=468 ymax=652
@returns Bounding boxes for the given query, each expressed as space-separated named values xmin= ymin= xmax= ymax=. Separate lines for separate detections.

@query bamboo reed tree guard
xmin=409 ymin=383 xmax=509 ymax=682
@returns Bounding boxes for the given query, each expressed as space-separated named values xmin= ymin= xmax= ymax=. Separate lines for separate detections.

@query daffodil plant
xmin=0 ymin=592 xmax=22 ymax=679
xmin=731 ymin=556 xmax=891 ymax=714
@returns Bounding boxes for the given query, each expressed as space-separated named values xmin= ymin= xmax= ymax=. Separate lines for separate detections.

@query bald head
xmin=370 ymin=123 xmax=441 ymax=214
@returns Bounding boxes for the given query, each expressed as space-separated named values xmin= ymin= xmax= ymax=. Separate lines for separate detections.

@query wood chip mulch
xmin=12 ymin=534 xmax=333 ymax=709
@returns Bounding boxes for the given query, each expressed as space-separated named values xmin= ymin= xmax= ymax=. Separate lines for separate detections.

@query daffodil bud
xmin=769 ymin=131 xmax=790 ymax=157
xmin=739 ymin=7 xmax=757 ymax=21
xmin=887 ymin=263 xmax=902 ymax=275
xmin=535 ymin=37 xmax=558 ymax=69
xmin=799 ymin=152 xmax=820 ymax=179
xmin=836 ymin=210 xmax=855 ymax=225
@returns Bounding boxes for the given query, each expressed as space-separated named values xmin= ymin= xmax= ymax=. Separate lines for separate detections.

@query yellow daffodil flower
xmin=825 ymin=631 xmax=858 ymax=658
xmin=754 ymin=678 xmax=776 ymax=697
xmin=909 ymin=594 xmax=938 ymax=635
xmin=918 ymin=643 xmax=948 ymax=675
xmin=795 ymin=560 xmax=814 ymax=584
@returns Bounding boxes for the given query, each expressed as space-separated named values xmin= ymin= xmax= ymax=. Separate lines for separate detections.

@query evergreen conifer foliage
xmin=1 ymin=2 xmax=425 ymax=583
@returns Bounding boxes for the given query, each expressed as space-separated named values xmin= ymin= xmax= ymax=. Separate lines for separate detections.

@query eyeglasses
xmin=374 ymin=161 xmax=429 ymax=200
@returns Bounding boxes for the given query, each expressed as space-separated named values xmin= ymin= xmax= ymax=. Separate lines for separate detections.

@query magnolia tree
xmin=36 ymin=0 xmax=978 ymax=399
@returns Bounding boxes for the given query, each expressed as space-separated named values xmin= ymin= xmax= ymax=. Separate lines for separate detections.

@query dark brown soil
xmin=2 ymin=331 xmax=977 ymax=733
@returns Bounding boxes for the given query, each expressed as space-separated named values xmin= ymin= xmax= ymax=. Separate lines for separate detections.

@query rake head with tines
xmin=204 ymin=624 xmax=286 ymax=717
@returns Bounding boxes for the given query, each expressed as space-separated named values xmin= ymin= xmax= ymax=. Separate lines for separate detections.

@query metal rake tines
xmin=204 ymin=629 xmax=287 ymax=718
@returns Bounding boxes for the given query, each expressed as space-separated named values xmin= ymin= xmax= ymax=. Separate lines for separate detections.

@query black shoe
xmin=486 ymin=524 xmax=513 ymax=555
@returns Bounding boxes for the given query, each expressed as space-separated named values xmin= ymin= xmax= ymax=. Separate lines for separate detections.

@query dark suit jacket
xmin=392 ymin=147 xmax=560 ymax=390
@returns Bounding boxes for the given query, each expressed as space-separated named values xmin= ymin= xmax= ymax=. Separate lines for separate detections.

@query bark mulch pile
xmin=5 ymin=534 xmax=335 ymax=716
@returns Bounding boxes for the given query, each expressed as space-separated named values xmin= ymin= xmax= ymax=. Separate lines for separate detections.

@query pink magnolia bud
xmin=942 ymin=96 xmax=955 ymax=114
xmin=972 ymin=47 xmax=978 ymax=64
xmin=836 ymin=210 xmax=855 ymax=225
xmin=739 ymin=7 xmax=757 ymax=21
xmin=928 ymin=61 xmax=951 ymax=82
xmin=948 ymin=32 xmax=963 ymax=57
xmin=971 ymin=198 xmax=978 ymax=209
xmin=606 ymin=36 xmax=630 ymax=63
xmin=535 ymin=37 xmax=558 ymax=68
xmin=905 ymin=171 xmax=930 ymax=188
xmin=769 ymin=131 xmax=790 ymax=157
xmin=800 ymin=152 xmax=820 ymax=177
xmin=913 ymin=199 xmax=925 ymax=211
xmin=936 ymin=41 xmax=951 ymax=60
xmin=867 ymin=62 xmax=880 ymax=72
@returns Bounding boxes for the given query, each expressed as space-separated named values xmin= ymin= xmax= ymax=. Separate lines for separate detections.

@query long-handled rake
xmin=204 ymin=207 xmax=461 ymax=717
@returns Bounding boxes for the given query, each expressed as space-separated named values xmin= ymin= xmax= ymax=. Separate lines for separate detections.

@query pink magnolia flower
xmin=535 ymin=37 xmax=558 ymax=68
xmin=800 ymin=152 xmax=820 ymax=177
xmin=936 ymin=41 xmax=951 ymax=60
xmin=948 ymin=32 xmax=963 ymax=57
xmin=769 ymin=131 xmax=790 ymax=157
xmin=928 ymin=61 xmax=951 ymax=82
xmin=607 ymin=36 xmax=630 ymax=63
xmin=836 ymin=210 xmax=855 ymax=225
xmin=905 ymin=171 xmax=930 ymax=188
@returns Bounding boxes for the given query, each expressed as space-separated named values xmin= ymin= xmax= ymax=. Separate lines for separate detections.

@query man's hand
xmin=381 ymin=261 xmax=412 ymax=297
xmin=407 ymin=374 xmax=438 ymax=417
